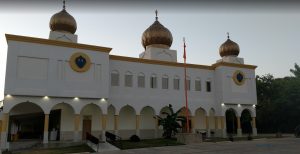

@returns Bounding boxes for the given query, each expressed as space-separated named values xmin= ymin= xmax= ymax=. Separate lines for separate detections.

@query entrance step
xmin=9 ymin=140 xmax=42 ymax=151
xmin=86 ymin=141 xmax=120 ymax=152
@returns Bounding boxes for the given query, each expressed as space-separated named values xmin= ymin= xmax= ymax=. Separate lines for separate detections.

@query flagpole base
xmin=176 ymin=133 xmax=202 ymax=144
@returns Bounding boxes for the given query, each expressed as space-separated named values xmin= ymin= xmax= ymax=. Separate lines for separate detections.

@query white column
xmin=154 ymin=117 xmax=159 ymax=138
xmin=221 ymin=116 xmax=227 ymax=138
xmin=74 ymin=114 xmax=80 ymax=142
xmin=237 ymin=116 xmax=242 ymax=137
xmin=114 ymin=115 xmax=119 ymax=135
xmin=206 ymin=116 xmax=211 ymax=137
xmin=190 ymin=116 xmax=195 ymax=133
xmin=1 ymin=113 xmax=9 ymax=150
xmin=252 ymin=117 xmax=257 ymax=136
xmin=43 ymin=114 xmax=49 ymax=143
xmin=101 ymin=115 xmax=107 ymax=141
xmin=136 ymin=115 xmax=140 ymax=136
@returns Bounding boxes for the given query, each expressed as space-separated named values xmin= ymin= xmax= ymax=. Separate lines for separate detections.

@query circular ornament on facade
xmin=69 ymin=52 xmax=91 ymax=72
xmin=232 ymin=70 xmax=245 ymax=85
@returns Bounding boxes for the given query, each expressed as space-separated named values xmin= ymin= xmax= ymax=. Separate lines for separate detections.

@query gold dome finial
xmin=49 ymin=0 xmax=77 ymax=34
xmin=141 ymin=11 xmax=173 ymax=49
xmin=63 ymin=0 xmax=66 ymax=10
xmin=219 ymin=33 xmax=240 ymax=57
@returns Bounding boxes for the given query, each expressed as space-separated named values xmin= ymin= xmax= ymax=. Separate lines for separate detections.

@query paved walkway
xmin=96 ymin=137 xmax=300 ymax=154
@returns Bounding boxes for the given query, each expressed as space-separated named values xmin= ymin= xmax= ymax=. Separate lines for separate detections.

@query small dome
xmin=142 ymin=11 xmax=173 ymax=49
xmin=219 ymin=34 xmax=240 ymax=57
xmin=49 ymin=3 xmax=77 ymax=34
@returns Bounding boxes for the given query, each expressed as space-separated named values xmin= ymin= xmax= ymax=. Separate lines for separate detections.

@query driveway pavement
xmin=96 ymin=137 xmax=300 ymax=154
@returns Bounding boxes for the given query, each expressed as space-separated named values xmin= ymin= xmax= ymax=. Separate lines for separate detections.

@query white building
xmin=0 ymin=3 xmax=257 ymax=150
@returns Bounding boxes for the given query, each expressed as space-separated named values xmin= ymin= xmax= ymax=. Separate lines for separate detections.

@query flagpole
xmin=183 ymin=37 xmax=190 ymax=133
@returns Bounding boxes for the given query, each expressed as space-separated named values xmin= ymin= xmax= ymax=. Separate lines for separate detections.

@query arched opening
xmin=49 ymin=103 xmax=75 ymax=141
xmin=140 ymin=106 xmax=155 ymax=129
xmin=208 ymin=108 xmax=216 ymax=130
xmin=159 ymin=106 xmax=171 ymax=118
xmin=178 ymin=107 xmax=191 ymax=132
xmin=195 ymin=107 xmax=206 ymax=132
xmin=8 ymin=102 xmax=44 ymax=141
xmin=107 ymin=105 xmax=115 ymax=131
xmin=80 ymin=104 xmax=102 ymax=140
xmin=119 ymin=105 xmax=136 ymax=139
xmin=226 ymin=108 xmax=237 ymax=135
xmin=241 ymin=109 xmax=252 ymax=135
xmin=140 ymin=106 xmax=155 ymax=139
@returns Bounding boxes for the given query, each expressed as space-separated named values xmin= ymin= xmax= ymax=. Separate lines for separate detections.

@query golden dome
xmin=49 ymin=2 xmax=77 ymax=34
xmin=142 ymin=11 xmax=173 ymax=49
xmin=219 ymin=34 xmax=240 ymax=57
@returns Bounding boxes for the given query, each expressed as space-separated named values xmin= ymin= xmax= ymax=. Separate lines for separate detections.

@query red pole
xmin=183 ymin=38 xmax=190 ymax=133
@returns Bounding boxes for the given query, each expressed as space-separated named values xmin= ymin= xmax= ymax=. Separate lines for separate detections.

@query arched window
xmin=206 ymin=79 xmax=212 ymax=92
xmin=137 ymin=73 xmax=145 ymax=88
xmin=173 ymin=75 xmax=180 ymax=90
xmin=111 ymin=70 xmax=119 ymax=86
xmin=150 ymin=74 xmax=157 ymax=89
xmin=186 ymin=76 xmax=191 ymax=91
xmin=195 ymin=77 xmax=201 ymax=91
xmin=162 ymin=75 xmax=169 ymax=89
xmin=125 ymin=71 xmax=133 ymax=87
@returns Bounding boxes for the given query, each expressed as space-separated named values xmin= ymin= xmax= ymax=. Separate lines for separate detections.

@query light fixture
xmin=6 ymin=94 xmax=11 ymax=98
xmin=44 ymin=96 xmax=49 ymax=99
xmin=238 ymin=104 xmax=241 ymax=107
xmin=74 ymin=97 xmax=79 ymax=100
xmin=101 ymin=98 xmax=106 ymax=102
xmin=253 ymin=104 xmax=256 ymax=108
xmin=221 ymin=103 xmax=225 ymax=106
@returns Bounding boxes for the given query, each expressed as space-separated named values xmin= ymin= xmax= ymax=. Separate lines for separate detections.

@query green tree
xmin=256 ymin=74 xmax=284 ymax=133
xmin=290 ymin=63 xmax=300 ymax=78
xmin=154 ymin=104 xmax=186 ymax=139
xmin=256 ymin=63 xmax=300 ymax=133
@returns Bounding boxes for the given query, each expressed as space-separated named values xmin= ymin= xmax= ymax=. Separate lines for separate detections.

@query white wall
xmin=109 ymin=60 xmax=216 ymax=116
xmin=5 ymin=40 xmax=110 ymax=98
xmin=214 ymin=66 xmax=257 ymax=116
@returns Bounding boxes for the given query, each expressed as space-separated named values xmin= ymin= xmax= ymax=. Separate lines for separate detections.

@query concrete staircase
xmin=86 ymin=141 xmax=120 ymax=152
xmin=9 ymin=140 xmax=42 ymax=151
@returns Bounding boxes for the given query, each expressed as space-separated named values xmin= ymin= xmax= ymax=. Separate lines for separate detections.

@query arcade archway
xmin=225 ymin=108 xmax=237 ymax=135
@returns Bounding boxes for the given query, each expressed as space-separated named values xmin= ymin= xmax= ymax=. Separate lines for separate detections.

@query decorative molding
xmin=212 ymin=62 xmax=257 ymax=69
xmin=110 ymin=55 xmax=257 ymax=70
xmin=5 ymin=34 xmax=112 ymax=53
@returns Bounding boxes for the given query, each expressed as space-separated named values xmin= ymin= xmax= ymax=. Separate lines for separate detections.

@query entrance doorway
xmin=82 ymin=117 xmax=91 ymax=140
xmin=8 ymin=102 xmax=44 ymax=142
xmin=226 ymin=108 xmax=237 ymax=135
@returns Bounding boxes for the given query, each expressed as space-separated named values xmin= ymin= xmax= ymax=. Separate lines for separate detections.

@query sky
xmin=0 ymin=0 xmax=300 ymax=99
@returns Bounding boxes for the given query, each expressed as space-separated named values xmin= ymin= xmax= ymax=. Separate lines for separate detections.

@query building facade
xmin=0 ymin=4 xmax=257 ymax=150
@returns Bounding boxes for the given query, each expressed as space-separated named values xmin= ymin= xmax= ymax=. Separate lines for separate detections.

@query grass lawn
xmin=117 ymin=138 xmax=184 ymax=150
xmin=204 ymin=135 xmax=284 ymax=142
xmin=12 ymin=144 xmax=94 ymax=154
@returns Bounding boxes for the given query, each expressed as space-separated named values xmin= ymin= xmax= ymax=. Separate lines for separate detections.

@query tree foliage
xmin=290 ymin=63 xmax=300 ymax=78
xmin=256 ymin=63 xmax=300 ymax=133
xmin=154 ymin=104 xmax=186 ymax=139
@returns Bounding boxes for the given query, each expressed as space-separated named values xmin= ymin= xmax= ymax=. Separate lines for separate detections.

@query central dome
xmin=142 ymin=11 xmax=173 ymax=49
xmin=219 ymin=34 xmax=240 ymax=57
xmin=49 ymin=2 xmax=77 ymax=34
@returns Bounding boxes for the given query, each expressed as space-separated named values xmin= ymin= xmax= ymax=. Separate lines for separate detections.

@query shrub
xmin=129 ymin=135 xmax=140 ymax=142
xmin=295 ymin=125 xmax=300 ymax=138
